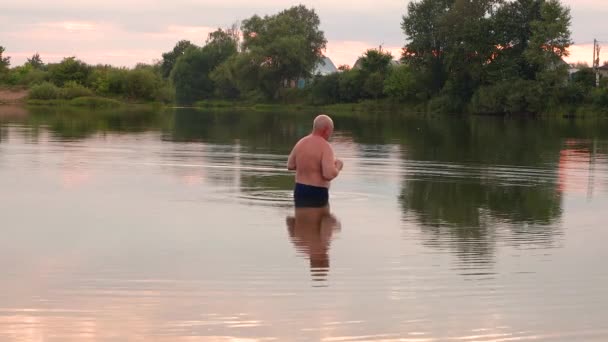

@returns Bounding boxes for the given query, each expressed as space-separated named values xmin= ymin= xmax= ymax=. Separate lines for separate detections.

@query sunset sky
xmin=1 ymin=0 xmax=606 ymax=68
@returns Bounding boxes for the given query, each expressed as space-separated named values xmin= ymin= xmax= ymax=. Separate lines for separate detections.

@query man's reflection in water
xmin=286 ymin=205 xmax=341 ymax=284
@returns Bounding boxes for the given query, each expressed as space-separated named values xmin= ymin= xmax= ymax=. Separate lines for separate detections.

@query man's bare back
xmin=287 ymin=134 xmax=341 ymax=188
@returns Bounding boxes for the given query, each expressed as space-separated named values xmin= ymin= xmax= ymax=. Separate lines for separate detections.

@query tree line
xmin=0 ymin=1 xmax=607 ymax=114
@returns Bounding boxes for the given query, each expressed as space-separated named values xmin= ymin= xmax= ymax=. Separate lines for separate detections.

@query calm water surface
xmin=1 ymin=106 xmax=608 ymax=341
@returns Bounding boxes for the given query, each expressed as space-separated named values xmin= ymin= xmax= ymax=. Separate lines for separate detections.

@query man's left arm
xmin=287 ymin=145 xmax=297 ymax=171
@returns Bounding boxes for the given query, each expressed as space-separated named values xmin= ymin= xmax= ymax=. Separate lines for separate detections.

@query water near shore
xmin=1 ymin=106 xmax=608 ymax=341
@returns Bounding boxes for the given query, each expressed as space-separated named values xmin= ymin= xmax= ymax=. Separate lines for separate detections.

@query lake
xmin=1 ymin=105 xmax=608 ymax=341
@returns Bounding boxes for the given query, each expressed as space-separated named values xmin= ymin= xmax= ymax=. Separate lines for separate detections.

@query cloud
xmin=1 ymin=0 xmax=607 ymax=67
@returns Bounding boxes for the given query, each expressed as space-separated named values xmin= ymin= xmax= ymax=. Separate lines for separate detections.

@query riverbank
xmin=0 ymin=88 xmax=29 ymax=105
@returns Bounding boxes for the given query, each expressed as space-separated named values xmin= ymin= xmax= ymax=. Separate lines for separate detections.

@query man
xmin=287 ymin=114 xmax=343 ymax=208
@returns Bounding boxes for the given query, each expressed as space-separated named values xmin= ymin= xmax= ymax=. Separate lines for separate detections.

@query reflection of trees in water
xmin=169 ymin=108 xmax=315 ymax=154
xmin=400 ymin=177 xmax=563 ymax=263
xmin=392 ymin=117 xmax=595 ymax=264
xmin=15 ymin=106 xmax=171 ymax=140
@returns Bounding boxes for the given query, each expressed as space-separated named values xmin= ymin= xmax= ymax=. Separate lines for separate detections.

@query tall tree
xmin=401 ymin=0 xmax=452 ymax=93
xmin=26 ymin=53 xmax=44 ymax=69
xmin=161 ymin=40 xmax=194 ymax=78
xmin=171 ymin=29 xmax=239 ymax=104
xmin=0 ymin=46 xmax=10 ymax=76
xmin=241 ymin=5 xmax=327 ymax=98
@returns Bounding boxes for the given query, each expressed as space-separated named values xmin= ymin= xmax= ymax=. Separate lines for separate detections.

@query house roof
xmin=314 ymin=57 xmax=338 ymax=76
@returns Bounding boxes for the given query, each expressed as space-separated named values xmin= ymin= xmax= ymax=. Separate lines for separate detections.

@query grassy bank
xmin=192 ymin=99 xmax=425 ymax=114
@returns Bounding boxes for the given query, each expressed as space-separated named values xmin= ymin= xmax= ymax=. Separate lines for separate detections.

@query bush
xmin=5 ymin=65 xmax=48 ymax=86
xmin=384 ymin=66 xmax=412 ymax=102
xmin=60 ymin=81 xmax=93 ymax=99
xmin=427 ymin=93 xmax=464 ymax=114
xmin=310 ymin=73 xmax=340 ymax=105
xmin=469 ymin=80 xmax=543 ymax=115
xmin=591 ymin=88 xmax=608 ymax=108
xmin=70 ymin=96 xmax=122 ymax=108
xmin=29 ymin=82 xmax=61 ymax=100
xmin=154 ymin=83 xmax=176 ymax=103
xmin=48 ymin=57 xmax=92 ymax=86
xmin=338 ymin=69 xmax=364 ymax=103
xmin=125 ymin=69 xmax=161 ymax=101
xmin=107 ymin=68 xmax=129 ymax=95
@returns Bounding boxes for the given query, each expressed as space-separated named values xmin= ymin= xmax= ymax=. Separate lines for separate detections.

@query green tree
xmin=359 ymin=49 xmax=393 ymax=74
xmin=26 ymin=53 xmax=44 ymax=69
xmin=241 ymin=5 xmax=327 ymax=98
xmin=172 ymin=29 xmax=239 ymax=103
xmin=384 ymin=65 xmax=424 ymax=102
xmin=161 ymin=40 xmax=194 ymax=78
xmin=0 ymin=46 xmax=10 ymax=80
xmin=47 ymin=57 xmax=92 ymax=86
xmin=401 ymin=0 xmax=451 ymax=94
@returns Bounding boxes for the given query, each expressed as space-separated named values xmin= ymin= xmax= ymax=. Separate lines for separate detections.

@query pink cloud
xmin=324 ymin=41 xmax=402 ymax=67
xmin=6 ymin=21 xmax=216 ymax=66
xmin=565 ymin=44 xmax=606 ymax=66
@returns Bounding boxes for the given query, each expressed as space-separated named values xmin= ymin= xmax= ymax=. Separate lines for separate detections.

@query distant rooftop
xmin=313 ymin=57 xmax=338 ymax=76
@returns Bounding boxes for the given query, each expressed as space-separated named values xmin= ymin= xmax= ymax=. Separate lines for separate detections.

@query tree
xmin=358 ymin=49 xmax=393 ymax=74
xmin=524 ymin=0 xmax=572 ymax=84
xmin=241 ymin=5 xmax=327 ymax=98
xmin=171 ymin=28 xmax=239 ymax=104
xmin=48 ymin=57 xmax=91 ymax=86
xmin=0 ymin=46 xmax=10 ymax=79
xmin=26 ymin=53 xmax=44 ymax=69
xmin=161 ymin=40 xmax=194 ymax=78
xmin=401 ymin=0 xmax=451 ymax=94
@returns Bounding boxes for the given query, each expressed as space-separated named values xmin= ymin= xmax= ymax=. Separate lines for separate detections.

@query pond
xmin=1 ymin=105 xmax=608 ymax=341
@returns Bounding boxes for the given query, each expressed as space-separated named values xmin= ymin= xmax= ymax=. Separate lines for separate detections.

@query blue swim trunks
xmin=294 ymin=183 xmax=329 ymax=208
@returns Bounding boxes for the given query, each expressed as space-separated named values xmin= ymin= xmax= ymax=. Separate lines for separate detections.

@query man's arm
xmin=321 ymin=145 xmax=341 ymax=181
xmin=287 ymin=145 xmax=297 ymax=171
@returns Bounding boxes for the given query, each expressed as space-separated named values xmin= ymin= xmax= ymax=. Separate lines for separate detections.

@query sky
xmin=1 ymin=0 xmax=607 ymax=68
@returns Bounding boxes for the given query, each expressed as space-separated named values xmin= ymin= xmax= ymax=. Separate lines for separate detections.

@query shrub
xmin=125 ymin=69 xmax=161 ymax=101
xmin=60 ymin=81 xmax=93 ymax=99
xmin=47 ymin=57 xmax=92 ymax=86
xmin=70 ymin=96 xmax=122 ymax=108
xmin=29 ymin=82 xmax=60 ymax=100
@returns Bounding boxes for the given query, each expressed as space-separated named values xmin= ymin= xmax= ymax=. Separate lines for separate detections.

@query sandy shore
xmin=0 ymin=88 xmax=29 ymax=104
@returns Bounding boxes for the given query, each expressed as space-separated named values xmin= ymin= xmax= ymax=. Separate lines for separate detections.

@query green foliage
xmin=172 ymin=29 xmax=238 ymax=104
xmin=591 ymin=88 xmax=608 ymax=108
xmin=161 ymin=40 xmax=194 ymax=78
xmin=5 ymin=64 xmax=47 ymax=86
xmin=358 ymin=49 xmax=393 ymax=74
xmin=469 ymin=80 xmax=544 ymax=115
xmin=310 ymin=73 xmax=340 ymax=105
xmin=29 ymin=82 xmax=61 ymax=100
xmin=427 ymin=93 xmax=464 ymax=115
xmin=397 ymin=0 xmax=573 ymax=114
xmin=338 ymin=69 xmax=364 ymax=103
xmin=362 ymin=72 xmax=385 ymax=99
xmin=61 ymin=81 xmax=93 ymax=99
xmin=48 ymin=57 xmax=92 ymax=87
xmin=383 ymin=65 xmax=427 ymax=102
xmin=241 ymin=5 xmax=327 ymax=98
xmin=571 ymin=68 xmax=595 ymax=89
xmin=69 ymin=96 xmax=122 ymax=108
xmin=26 ymin=53 xmax=44 ymax=69
xmin=0 ymin=46 xmax=10 ymax=81
xmin=125 ymin=68 xmax=162 ymax=101
xmin=171 ymin=47 xmax=215 ymax=104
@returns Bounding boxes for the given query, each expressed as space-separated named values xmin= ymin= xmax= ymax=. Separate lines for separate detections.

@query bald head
xmin=312 ymin=114 xmax=334 ymax=140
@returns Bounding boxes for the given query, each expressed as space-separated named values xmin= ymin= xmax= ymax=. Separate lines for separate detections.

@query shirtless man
xmin=287 ymin=114 xmax=343 ymax=208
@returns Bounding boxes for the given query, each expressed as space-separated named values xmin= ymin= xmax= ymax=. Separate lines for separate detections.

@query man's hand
xmin=335 ymin=159 xmax=344 ymax=171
